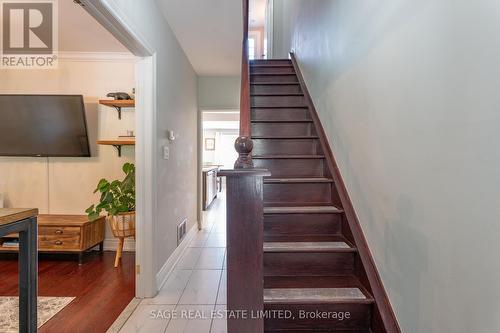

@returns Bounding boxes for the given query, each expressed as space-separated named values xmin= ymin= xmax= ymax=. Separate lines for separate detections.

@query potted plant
xmin=86 ymin=163 xmax=135 ymax=267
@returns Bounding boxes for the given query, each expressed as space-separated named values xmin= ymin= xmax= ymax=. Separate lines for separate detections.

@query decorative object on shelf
xmin=205 ymin=138 xmax=216 ymax=151
xmin=99 ymin=99 xmax=135 ymax=120
xmin=106 ymin=92 xmax=132 ymax=100
xmin=86 ymin=163 xmax=135 ymax=267
xmin=119 ymin=130 xmax=135 ymax=138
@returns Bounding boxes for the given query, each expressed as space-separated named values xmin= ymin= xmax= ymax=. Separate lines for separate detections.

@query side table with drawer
xmin=0 ymin=214 xmax=106 ymax=265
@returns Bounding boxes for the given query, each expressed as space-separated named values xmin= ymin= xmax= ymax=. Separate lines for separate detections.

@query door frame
xmin=265 ymin=0 xmax=274 ymax=59
xmin=198 ymin=108 xmax=240 ymax=230
xmin=80 ymin=0 xmax=157 ymax=298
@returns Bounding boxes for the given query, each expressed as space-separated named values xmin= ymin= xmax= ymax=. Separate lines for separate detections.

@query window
xmin=248 ymin=38 xmax=256 ymax=60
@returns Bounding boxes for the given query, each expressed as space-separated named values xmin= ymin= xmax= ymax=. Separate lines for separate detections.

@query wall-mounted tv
xmin=0 ymin=95 xmax=91 ymax=157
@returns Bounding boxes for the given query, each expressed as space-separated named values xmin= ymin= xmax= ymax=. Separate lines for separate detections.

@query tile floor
xmin=119 ymin=191 xmax=227 ymax=333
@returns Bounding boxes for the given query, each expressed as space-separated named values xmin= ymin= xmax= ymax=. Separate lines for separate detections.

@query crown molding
xmin=57 ymin=51 xmax=137 ymax=63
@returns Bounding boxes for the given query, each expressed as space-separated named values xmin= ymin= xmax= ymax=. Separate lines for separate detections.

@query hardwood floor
xmin=0 ymin=251 xmax=135 ymax=333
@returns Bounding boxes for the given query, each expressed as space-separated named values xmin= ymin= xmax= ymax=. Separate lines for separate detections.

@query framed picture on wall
xmin=205 ymin=138 xmax=215 ymax=151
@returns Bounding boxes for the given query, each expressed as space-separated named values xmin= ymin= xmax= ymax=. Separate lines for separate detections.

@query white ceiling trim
xmin=58 ymin=51 xmax=137 ymax=63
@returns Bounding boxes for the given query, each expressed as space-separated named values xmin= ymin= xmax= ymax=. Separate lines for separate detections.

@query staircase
xmin=249 ymin=58 xmax=392 ymax=332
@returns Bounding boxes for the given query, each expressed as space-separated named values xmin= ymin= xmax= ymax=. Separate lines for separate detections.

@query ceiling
xmin=156 ymin=0 xmax=243 ymax=76
xmin=59 ymin=1 xmax=128 ymax=52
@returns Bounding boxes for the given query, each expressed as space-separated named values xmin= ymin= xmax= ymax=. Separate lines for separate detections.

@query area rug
xmin=0 ymin=296 xmax=75 ymax=332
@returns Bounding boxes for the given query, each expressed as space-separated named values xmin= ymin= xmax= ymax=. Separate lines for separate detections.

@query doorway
xmin=200 ymin=110 xmax=239 ymax=220
xmin=79 ymin=0 xmax=157 ymax=299
xmin=250 ymin=0 xmax=273 ymax=59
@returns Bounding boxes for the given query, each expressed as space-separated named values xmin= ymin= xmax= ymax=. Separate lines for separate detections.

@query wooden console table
xmin=0 ymin=214 xmax=105 ymax=265
xmin=0 ymin=208 xmax=38 ymax=333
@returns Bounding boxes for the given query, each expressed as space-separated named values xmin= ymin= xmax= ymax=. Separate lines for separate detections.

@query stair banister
xmin=235 ymin=0 xmax=253 ymax=169
xmin=217 ymin=1 xmax=268 ymax=332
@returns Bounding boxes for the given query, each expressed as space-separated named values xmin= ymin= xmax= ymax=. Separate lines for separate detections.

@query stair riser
xmin=251 ymin=60 xmax=292 ymax=66
xmin=264 ymin=252 xmax=355 ymax=276
xmin=252 ymin=123 xmax=315 ymax=137
xmin=251 ymin=66 xmax=295 ymax=74
xmin=253 ymin=138 xmax=321 ymax=155
xmin=254 ymin=159 xmax=325 ymax=178
xmin=251 ymin=95 xmax=307 ymax=108
xmin=252 ymin=74 xmax=299 ymax=83
xmin=264 ymin=183 xmax=332 ymax=205
xmin=252 ymin=108 xmax=311 ymax=121
xmin=251 ymin=84 xmax=302 ymax=94
xmin=264 ymin=303 xmax=372 ymax=331
xmin=264 ymin=213 xmax=342 ymax=237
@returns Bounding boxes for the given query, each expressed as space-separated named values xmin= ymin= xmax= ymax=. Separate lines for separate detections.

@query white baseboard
xmin=103 ymin=238 xmax=136 ymax=252
xmin=155 ymin=224 xmax=198 ymax=290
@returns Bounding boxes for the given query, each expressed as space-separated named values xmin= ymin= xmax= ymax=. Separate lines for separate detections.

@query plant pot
xmin=108 ymin=211 xmax=135 ymax=238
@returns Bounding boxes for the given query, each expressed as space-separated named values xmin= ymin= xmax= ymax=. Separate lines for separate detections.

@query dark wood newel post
xmin=236 ymin=0 xmax=252 ymax=169
xmin=234 ymin=136 xmax=253 ymax=169
xmin=219 ymin=169 xmax=270 ymax=333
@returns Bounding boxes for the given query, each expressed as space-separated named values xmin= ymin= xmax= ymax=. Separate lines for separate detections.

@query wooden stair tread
xmin=264 ymin=235 xmax=348 ymax=243
xmin=265 ymin=330 xmax=372 ymax=333
xmin=252 ymin=73 xmax=297 ymax=76
xmin=252 ymin=135 xmax=319 ymax=139
xmin=251 ymin=106 xmax=309 ymax=109
xmin=264 ymin=177 xmax=333 ymax=183
xmin=264 ymin=206 xmax=344 ymax=214
xmin=251 ymin=82 xmax=300 ymax=85
xmin=250 ymin=64 xmax=293 ymax=68
xmin=251 ymin=93 xmax=304 ymax=96
xmin=253 ymin=155 xmax=324 ymax=159
xmin=264 ymin=288 xmax=372 ymax=304
xmin=265 ymin=275 xmax=365 ymax=288
xmin=264 ymin=241 xmax=353 ymax=252
xmin=251 ymin=120 xmax=313 ymax=123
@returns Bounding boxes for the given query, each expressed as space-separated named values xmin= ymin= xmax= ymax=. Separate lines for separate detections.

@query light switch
xmin=163 ymin=146 xmax=170 ymax=160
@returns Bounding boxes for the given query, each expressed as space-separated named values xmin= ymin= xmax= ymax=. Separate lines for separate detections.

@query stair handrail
xmin=217 ymin=2 xmax=267 ymax=331
xmin=234 ymin=0 xmax=253 ymax=169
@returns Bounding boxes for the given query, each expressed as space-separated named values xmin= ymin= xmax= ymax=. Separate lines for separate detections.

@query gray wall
xmin=273 ymin=1 xmax=500 ymax=332
xmin=198 ymin=76 xmax=240 ymax=110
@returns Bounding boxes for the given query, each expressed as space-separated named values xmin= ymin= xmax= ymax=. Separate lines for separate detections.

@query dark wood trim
xmin=240 ymin=0 xmax=250 ymax=137
xmin=290 ymin=52 xmax=401 ymax=333
xmin=222 ymin=168 xmax=271 ymax=332
xmin=235 ymin=0 xmax=254 ymax=169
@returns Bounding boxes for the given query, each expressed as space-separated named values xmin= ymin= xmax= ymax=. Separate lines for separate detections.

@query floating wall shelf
xmin=97 ymin=139 xmax=135 ymax=157
xmin=99 ymin=100 xmax=135 ymax=119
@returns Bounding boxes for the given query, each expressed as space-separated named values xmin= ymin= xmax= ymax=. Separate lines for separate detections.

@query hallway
xmin=119 ymin=193 xmax=227 ymax=332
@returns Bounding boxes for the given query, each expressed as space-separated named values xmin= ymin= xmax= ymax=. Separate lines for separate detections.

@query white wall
xmin=273 ymin=1 xmax=500 ymax=332
xmin=101 ymin=0 xmax=198 ymax=280
xmin=203 ymin=129 xmax=239 ymax=168
xmin=0 ymin=55 xmax=136 ymax=250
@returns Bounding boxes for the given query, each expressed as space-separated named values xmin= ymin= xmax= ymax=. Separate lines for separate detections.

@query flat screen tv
xmin=0 ymin=95 xmax=91 ymax=157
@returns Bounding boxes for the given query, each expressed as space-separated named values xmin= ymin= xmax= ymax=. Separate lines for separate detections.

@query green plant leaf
xmin=87 ymin=163 xmax=135 ymax=217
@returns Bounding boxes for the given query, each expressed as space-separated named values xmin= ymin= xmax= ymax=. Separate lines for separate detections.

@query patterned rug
xmin=0 ymin=296 xmax=74 ymax=332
